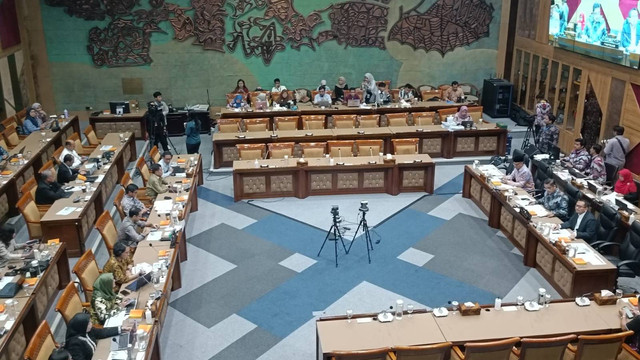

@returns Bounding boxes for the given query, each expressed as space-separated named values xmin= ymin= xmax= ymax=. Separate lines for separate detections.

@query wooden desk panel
xmin=90 ymin=112 xmax=147 ymax=139
xmin=40 ymin=133 xmax=136 ymax=257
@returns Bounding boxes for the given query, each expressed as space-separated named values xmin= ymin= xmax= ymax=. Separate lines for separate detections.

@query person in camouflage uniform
xmin=538 ymin=114 xmax=559 ymax=154
xmin=588 ymin=144 xmax=606 ymax=183
xmin=537 ymin=178 xmax=569 ymax=220
xmin=563 ymin=138 xmax=591 ymax=172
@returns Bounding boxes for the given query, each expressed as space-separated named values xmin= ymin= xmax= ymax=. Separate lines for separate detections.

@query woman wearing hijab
xmin=228 ymin=93 xmax=247 ymax=109
xmin=362 ymin=73 xmax=379 ymax=104
xmin=64 ymin=312 xmax=125 ymax=360
xmin=31 ymin=102 xmax=48 ymax=123
xmin=333 ymin=77 xmax=348 ymax=103
xmin=23 ymin=107 xmax=43 ymax=135
xmin=0 ymin=225 xmax=32 ymax=260
xmin=316 ymin=80 xmax=327 ymax=91
xmin=615 ymin=169 xmax=639 ymax=204
xmin=90 ymin=273 xmax=127 ymax=325
xmin=454 ymin=106 xmax=472 ymax=124
xmin=232 ymin=79 xmax=249 ymax=94
xmin=277 ymin=90 xmax=296 ymax=108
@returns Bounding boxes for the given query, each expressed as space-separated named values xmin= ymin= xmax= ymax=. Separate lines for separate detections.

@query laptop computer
xmin=587 ymin=181 xmax=600 ymax=194
xmin=315 ymin=100 xmax=331 ymax=108
xmin=61 ymin=191 xmax=73 ymax=198
xmin=125 ymin=271 xmax=152 ymax=292
xmin=568 ymin=167 xmax=586 ymax=179
xmin=461 ymin=120 xmax=474 ymax=129
xmin=347 ymin=99 xmax=360 ymax=107
xmin=254 ymin=100 xmax=268 ymax=110
xmin=111 ymin=320 xmax=137 ymax=351
xmin=550 ymin=145 xmax=561 ymax=161
xmin=616 ymin=198 xmax=635 ymax=213
xmin=172 ymin=166 xmax=186 ymax=174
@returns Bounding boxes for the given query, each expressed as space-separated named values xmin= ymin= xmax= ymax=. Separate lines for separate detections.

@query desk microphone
xmin=148 ymin=242 xmax=164 ymax=257
xmin=263 ymin=149 xmax=270 ymax=160
xmin=369 ymin=147 xmax=373 ymax=157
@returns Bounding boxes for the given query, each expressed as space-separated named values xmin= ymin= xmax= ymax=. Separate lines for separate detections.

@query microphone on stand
xmin=369 ymin=146 xmax=373 ymax=157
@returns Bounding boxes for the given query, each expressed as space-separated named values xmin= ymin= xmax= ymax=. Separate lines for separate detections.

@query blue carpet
xmin=197 ymin=186 xmax=235 ymax=207
xmin=434 ymin=173 xmax=464 ymax=195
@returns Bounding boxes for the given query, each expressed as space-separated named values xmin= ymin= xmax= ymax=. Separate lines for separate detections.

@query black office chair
xmin=534 ymin=166 xmax=549 ymax=194
xmin=623 ymin=180 xmax=640 ymax=206
xmin=564 ymin=182 xmax=581 ymax=218
xmin=593 ymin=221 xmax=640 ymax=290
xmin=589 ymin=204 xmax=621 ymax=247
xmin=605 ymin=163 xmax=619 ymax=185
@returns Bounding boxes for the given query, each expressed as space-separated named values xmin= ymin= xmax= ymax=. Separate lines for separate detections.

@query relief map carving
xmin=44 ymin=0 xmax=494 ymax=67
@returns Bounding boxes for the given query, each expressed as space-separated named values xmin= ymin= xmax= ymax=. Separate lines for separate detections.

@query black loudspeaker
xmin=482 ymin=79 xmax=513 ymax=118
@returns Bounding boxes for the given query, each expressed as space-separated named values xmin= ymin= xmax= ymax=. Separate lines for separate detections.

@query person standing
xmin=185 ymin=112 xmax=201 ymax=154
xmin=362 ymin=73 xmax=379 ymax=104
xmin=603 ymin=125 xmax=629 ymax=169
xmin=538 ymin=114 xmax=559 ymax=154
xmin=147 ymin=91 xmax=170 ymax=152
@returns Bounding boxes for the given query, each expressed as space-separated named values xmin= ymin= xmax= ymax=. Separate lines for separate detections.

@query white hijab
xmin=363 ymin=73 xmax=379 ymax=103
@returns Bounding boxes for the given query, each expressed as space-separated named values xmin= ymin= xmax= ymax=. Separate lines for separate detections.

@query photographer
xmin=146 ymin=91 xmax=170 ymax=152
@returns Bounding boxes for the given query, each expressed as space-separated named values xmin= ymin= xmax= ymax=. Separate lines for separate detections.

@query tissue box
xmin=593 ymin=293 xmax=617 ymax=305
xmin=460 ymin=302 xmax=481 ymax=316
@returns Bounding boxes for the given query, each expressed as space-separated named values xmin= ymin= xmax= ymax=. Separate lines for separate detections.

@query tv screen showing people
xmin=549 ymin=1 xmax=640 ymax=69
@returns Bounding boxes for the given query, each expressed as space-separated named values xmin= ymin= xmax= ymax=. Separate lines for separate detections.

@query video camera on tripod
xmin=359 ymin=201 xmax=369 ymax=213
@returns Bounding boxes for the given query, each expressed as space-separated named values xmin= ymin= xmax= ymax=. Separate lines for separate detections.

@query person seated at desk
xmin=90 ymin=273 xmax=132 ymax=325
xmin=562 ymin=138 xmax=591 ymax=172
xmin=398 ymin=84 xmax=416 ymax=101
xmin=58 ymin=154 xmax=86 ymax=184
xmin=362 ymin=73 xmax=379 ymax=104
xmin=538 ymin=114 xmax=559 ymax=154
xmin=49 ymin=349 xmax=71 ymax=360
xmin=587 ymin=144 xmax=606 ymax=183
xmin=232 ymin=79 xmax=249 ymax=94
xmin=453 ymin=105 xmax=472 ymax=124
xmin=377 ymin=82 xmax=391 ymax=104
xmin=60 ymin=140 xmax=85 ymax=169
xmin=64 ymin=312 xmax=129 ymax=360
xmin=502 ymin=153 xmax=535 ymax=191
xmin=22 ymin=107 xmax=44 ymax=135
xmin=103 ymin=242 xmax=138 ymax=287
xmin=276 ymin=90 xmax=296 ymax=108
xmin=443 ymin=81 xmax=465 ymax=102
xmin=537 ymin=179 xmax=569 ymax=220
xmin=622 ymin=8 xmax=640 ymax=52
xmin=553 ymin=199 xmax=597 ymax=242
xmin=344 ymin=88 xmax=360 ymax=102
xmin=228 ymin=93 xmax=247 ymax=109
xmin=580 ymin=2 xmax=607 ymax=44
xmin=159 ymin=151 xmax=174 ymax=178
xmin=313 ymin=86 xmax=332 ymax=105
xmin=118 ymin=208 xmax=156 ymax=248
xmin=271 ymin=78 xmax=287 ymax=93
xmin=35 ymin=170 xmax=66 ymax=205
xmin=146 ymin=163 xmax=170 ymax=200
xmin=31 ymin=102 xmax=49 ymax=124
xmin=0 ymin=144 xmax=8 ymax=160
xmin=333 ymin=76 xmax=348 ymax=103
xmin=121 ymin=184 xmax=149 ymax=216
xmin=0 ymin=225 xmax=32 ymax=260
xmin=615 ymin=169 xmax=638 ymax=204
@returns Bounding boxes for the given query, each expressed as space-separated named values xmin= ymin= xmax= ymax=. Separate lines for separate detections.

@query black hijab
xmin=66 ymin=313 xmax=90 ymax=340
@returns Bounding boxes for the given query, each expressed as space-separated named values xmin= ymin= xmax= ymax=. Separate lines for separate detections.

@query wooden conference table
xmin=462 ymin=165 xmax=617 ymax=298
xmin=92 ymin=154 xmax=203 ymax=360
xmin=233 ymin=154 xmax=435 ymax=201
xmin=0 ymin=116 xmax=79 ymax=220
xmin=316 ymin=300 xmax=626 ymax=359
xmin=40 ymin=132 xmax=136 ymax=257
xmin=0 ymin=243 xmax=70 ymax=360
xmin=213 ymin=124 xmax=506 ymax=168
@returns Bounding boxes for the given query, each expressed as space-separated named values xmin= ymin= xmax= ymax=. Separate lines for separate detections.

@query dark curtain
xmin=0 ymin=0 xmax=20 ymax=49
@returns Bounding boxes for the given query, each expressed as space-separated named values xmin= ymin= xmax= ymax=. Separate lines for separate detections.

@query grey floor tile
xmin=210 ymin=327 xmax=281 ymax=360
xmin=409 ymin=194 xmax=449 ymax=214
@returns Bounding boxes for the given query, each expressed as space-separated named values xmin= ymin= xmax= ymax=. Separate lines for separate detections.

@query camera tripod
xmin=347 ymin=210 xmax=374 ymax=264
xmin=317 ymin=213 xmax=348 ymax=268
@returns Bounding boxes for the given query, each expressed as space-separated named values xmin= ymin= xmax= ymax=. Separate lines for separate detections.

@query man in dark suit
xmin=35 ymin=169 xmax=66 ymax=205
xmin=57 ymin=154 xmax=86 ymax=184
xmin=555 ymin=199 xmax=597 ymax=243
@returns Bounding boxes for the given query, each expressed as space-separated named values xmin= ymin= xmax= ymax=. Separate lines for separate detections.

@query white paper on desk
xmin=133 ymin=263 xmax=153 ymax=275
xmin=573 ymin=243 xmax=606 ymax=265
xmin=104 ymin=311 xmax=127 ymax=327
xmin=0 ymin=314 xmax=7 ymax=321
xmin=550 ymin=229 xmax=572 ymax=241
xmin=514 ymin=198 xmax=533 ymax=207
xmin=557 ymin=171 xmax=571 ymax=181
xmin=100 ymin=145 xmax=113 ymax=151
xmin=108 ymin=350 xmax=128 ymax=360
xmin=94 ymin=174 xmax=105 ymax=182
xmin=174 ymin=173 xmax=187 ymax=178
xmin=154 ymin=200 xmax=173 ymax=213
xmin=68 ymin=186 xmax=83 ymax=192
xmin=136 ymin=353 xmax=145 ymax=360
xmin=56 ymin=207 xmax=77 ymax=216
xmin=356 ymin=317 xmax=373 ymax=323
xmin=0 ymin=277 xmax=14 ymax=291
xmin=502 ymin=306 xmax=518 ymax=312
xmin=4 ymin=320 xmax=14 ymax=330
xmin=146 ymin=231 xmax=162 ymax=241
xmin=524 ymin=205 xmax=549 ymax=217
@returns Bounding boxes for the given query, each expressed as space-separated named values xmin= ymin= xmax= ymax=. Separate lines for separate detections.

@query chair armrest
xmin=387 ymin=352 xmax=397 ymax=360
xmin=82 ymin=302 xmax=90 ymax=307
xmin=618 ymin=260 xmax=640 ymax=274
xmin=511 ymin=347 xmax=521 ymax=357
xmin=567 ymin=344 xmax=577 ymax=353
xmin=452 ymin=346 xmax=465 ymax=359
xmin=594 ymin=241 xmax=620 ymax=253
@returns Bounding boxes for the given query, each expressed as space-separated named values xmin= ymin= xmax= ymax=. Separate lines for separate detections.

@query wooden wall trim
xmin=496 ymin=0 xmax=512 ymax=78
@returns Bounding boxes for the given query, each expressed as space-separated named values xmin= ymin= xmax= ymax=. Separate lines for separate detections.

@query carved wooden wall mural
xmin=44 ymin=0 xmax=495 ymax=67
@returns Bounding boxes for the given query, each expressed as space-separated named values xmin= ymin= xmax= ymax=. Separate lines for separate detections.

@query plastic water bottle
xmin=538 ymin=288 xmax=546 ymax=306
xmin=395 ymin=299 xmax=404 ymax=320
xmin=494 ymin=297 xmax=502 ymax=310
xmin=63 ymin=109 xmax=69 ymax=119
xmin=145 ymin=308 xmax=153 ymax=324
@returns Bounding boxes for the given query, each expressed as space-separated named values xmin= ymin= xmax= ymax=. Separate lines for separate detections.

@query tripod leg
xmin=363 ymin=223 xmax=372 ymax=264
xmin=335 ymin=225 xmax=348 ymax=253
xmin=347 ymin=221 xmax=363 ymax=254
xmin=317 ymin=225 xmax=334 ymax=257
xmin=334 ymin=227 xmax=338 ymax=268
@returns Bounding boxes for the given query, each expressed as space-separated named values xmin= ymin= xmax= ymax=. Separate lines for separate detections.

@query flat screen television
xmin=109 ymin=101 xmax=131 ymax=115
xmin=549 ymin=1 xmax=640 ymax=69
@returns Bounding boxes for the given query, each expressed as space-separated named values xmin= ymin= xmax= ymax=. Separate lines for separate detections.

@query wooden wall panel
xmin=622 ymin=85 xmax=640 ymax=149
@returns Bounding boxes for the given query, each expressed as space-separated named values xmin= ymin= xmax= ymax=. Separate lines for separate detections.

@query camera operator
xmin=146 ymin=91 xmax=170 ymax=152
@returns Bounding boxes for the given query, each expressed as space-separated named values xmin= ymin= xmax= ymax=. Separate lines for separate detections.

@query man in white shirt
xmin=313 ymin=86 xmax=332 ymax=105
xmin=554 ymin=199 xmax=597 ymax=243
xmin=271 ymin=78 xmax=287 ymax=93
xmin=159 ymin=151 xmax=173 ymax=178
xmin=59 ymin=140 xmax=85 ymax=169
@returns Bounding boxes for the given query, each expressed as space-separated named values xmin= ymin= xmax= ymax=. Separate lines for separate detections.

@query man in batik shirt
xmin=563 ymin=138 xmax=591 ymax=172
xmin=588 ymin=144 xmax=607 ymax=183
xmin=537 ymin=179 xmax=569 ymax=220
xmin=538 ymin=114 xmax=559 ymax=154
xmin=503 ymin=153 xmax=535 ymax=191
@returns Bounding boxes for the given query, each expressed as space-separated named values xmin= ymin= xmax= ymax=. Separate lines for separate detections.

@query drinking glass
xmin=40 ymin=132 xmax=46 ymax=143
xmin=516 ymin=296 xmax=524 ymax=309
xmin=545 ymin=294 xmax=551 ymax=308
xmin=451 ymin=301 xmax=459 ymax=315
xmin=616 ymin=289 xmax=624 ymax=299
xmin=346 ymin=309 xmax=353 ymax=323
xmin=407 ymin=304 xmax=414 ymax=317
